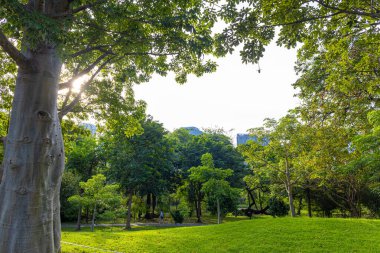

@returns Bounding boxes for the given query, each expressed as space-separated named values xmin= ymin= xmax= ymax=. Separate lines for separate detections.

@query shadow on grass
xmin=62 ymin=224 xmax=190 ymax=234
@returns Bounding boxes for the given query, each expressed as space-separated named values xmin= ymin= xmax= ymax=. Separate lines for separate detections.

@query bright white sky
xmin=134 ymin=41 xmax=300 ymax=138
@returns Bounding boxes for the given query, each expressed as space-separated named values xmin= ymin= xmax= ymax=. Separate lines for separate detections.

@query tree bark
xmin=284 ymin=158 xmax=296 ymax=217
xmin=0 ymin=47 xmax=64 ymax=252
xmin=76 ymin=204 xmax=82 ymax=231
xmin=287 ymin=184 xmax=296 ymax=217
xmin=146 ymin=193 xmax=151 ymax=217
xmin=91 ymin=203 xmax=96 ymax=232
xmin=152 ymin=194 xmax=156 ymax=215
xmin=85 ymin=207 xmax=90 ymax=224
xmin=297 ymin=196 xmax=303 ymax=216
xmin=216 ymin=198 xmax=221 ymax=224
xmin=125 ymin=190 xmax=133 ymax=230
xmin=306 ymin=187 xmax=312 ymax=218
xmin=196 ymin=197 xmax=202 ymax=223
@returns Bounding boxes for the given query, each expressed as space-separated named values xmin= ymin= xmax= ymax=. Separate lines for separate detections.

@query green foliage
xmin=204 ymin=184 xmax=240 ymax=216
xmin=60 ymin=171 xmax=81 ymax=221
xmin=268 ymin=197 xmax=289 ymax=217
xmin=131 ymin=195 xmax=146 ymax=221
xmin=65 ymin=134 xmax=101 ymax=181
xmin=61 ymin=120 xmax=92 ymax=150
xmin=0 ymin=111 xmax=9 ymax=163
xmin=68 ymin=174 xmax=121 ymax=230
xmin=238 ymin=115 xmax=304 ymax=216
xmin=1 ymin=0 xmax=233 ymax=125
xmin=168 ymin=128 xmax=246 ymax=187
xmin=186 ymin=153 xmax=238 ymax=222
xmin=200 ymin=153 xmax=214 ymax=168
xmin=105 ymin=116 xmax=174 ymax=196
xmin=170 ymin=210 xmax=184 ymax=224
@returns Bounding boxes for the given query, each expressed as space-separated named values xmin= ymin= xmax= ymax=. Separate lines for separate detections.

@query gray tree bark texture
xmin=0 ymin=47 xmax=64 ymax=252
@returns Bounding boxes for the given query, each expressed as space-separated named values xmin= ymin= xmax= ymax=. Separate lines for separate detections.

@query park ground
xmin=61 ymin=216 xmax=380 ymax=253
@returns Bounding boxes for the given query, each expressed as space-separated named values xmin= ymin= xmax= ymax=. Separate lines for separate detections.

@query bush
xmin=171 ymin=210 xmax=184 ymax=224
xmin=268 ymin=197 xmax=288 ymax=217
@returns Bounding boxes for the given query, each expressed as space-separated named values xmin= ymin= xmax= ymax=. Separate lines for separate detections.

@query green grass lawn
xmin=61 ymin=216 xmax=380 ymax=253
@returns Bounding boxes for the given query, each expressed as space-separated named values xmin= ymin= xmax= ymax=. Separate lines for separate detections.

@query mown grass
xmin=61 ymin=216 xmax=380 ymax=253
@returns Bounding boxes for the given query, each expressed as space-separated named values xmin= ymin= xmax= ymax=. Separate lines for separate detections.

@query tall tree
xmin=186 ymin=153 xmax=234 ymax=223
xmin=169 ymin=128 xmax=246 ymax=187
xmin=105 ymin=116 xmax=174 ymax=229
xmin=0 ymin=1 xmax=237 ymax=251
xmin=239 ymin=116 xmax=305 ymax=217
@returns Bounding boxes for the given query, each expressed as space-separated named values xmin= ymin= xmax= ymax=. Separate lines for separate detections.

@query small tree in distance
xmin=68 ymin=174 xmax=120 ymax=232
xmin=188 ymin=153 xmax=238 ymax=224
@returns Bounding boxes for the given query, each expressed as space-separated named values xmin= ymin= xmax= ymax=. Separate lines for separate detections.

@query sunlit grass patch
xmin=61 ymin=217 xmax=380 ymax=253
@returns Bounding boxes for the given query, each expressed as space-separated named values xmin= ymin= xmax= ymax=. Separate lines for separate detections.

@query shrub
xmin=171 ymin=210 xmax=184 ymax=224
xmin=268 ymin=197 xmax=288 ymax=217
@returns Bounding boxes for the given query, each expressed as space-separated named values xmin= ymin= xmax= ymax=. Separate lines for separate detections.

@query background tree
xmin=60 ymin=170 xmax=81 ymax=222
xmin=186 ymin=153 xmax=236 ymax=223
xmin=68 ymin=174 xmax=120 ymax=232
xmin=63 ymin=131 xmax=103 ymax=229
xmin=345 ymin=111 xmax=380 ymax=217
xmin=239 ymin=116 xmax=305 ymax=217
xmin=105 ymin=116 xmax=174 ymax=229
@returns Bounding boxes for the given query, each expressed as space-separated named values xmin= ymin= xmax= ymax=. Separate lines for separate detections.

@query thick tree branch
xmin=314 ymin=0 xmax=380 ymax=19
xmin=61 ymin=88 xmax=72 ymax=113
xmin=0 ymin=29 xmax=29 ymax=68
xmin=72 ymin=0 xmax=107 ymax=14
xmin=70 ymin=45 xmax=111 ymax=58
xmin=266 ymin=11 xmax=345 ymax=28
xmin=59 ymin=52 xmax=109 ymax=90
xmin=59 ymin=57 xmax=113 ymax=118
xmin=50 ymin=0 xmax=107 ymax=17
xmin=60 ymin=49 xmax=176 ymax=90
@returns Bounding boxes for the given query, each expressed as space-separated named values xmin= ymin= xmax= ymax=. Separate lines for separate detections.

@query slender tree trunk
xmin=91 ymin=204 xmax=96 ymax=232
xmin=0 ymin=47 xmax=64 ymax=252
xmin=152 ymin=194 xmax=156 ymax=215
xmin=306 ymin=187 xmax=312 ymax=218
xmin=86 ymin=207 xmax=90 ymax=224
xmin=146 ymin=193 xmax=151 ymax=217
xmin=284 ymin=159 xmax=296 ymax=217
xmin=287 ymin=184 xmax=296 ymax=217
xmin=125 ymin=190 xmax=133 ymax=230
xmin=258 ymin=190 xmax=263 ymax=210
xmin=76 ymin=189 xmax=84 ymax=230
xmin=297 ymin=196 xmax=303 ymax=216
xmin=76 ymin=204 xmax=82 ymax=231
xmin=217 ymin=198 xmax=221 ymax=224
xmin=196 ymin=194 xmax=203 ymax=223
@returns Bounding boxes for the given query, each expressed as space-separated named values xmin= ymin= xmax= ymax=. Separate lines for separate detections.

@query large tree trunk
xmin=0 ymin=47 xmax=64 ymax=252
